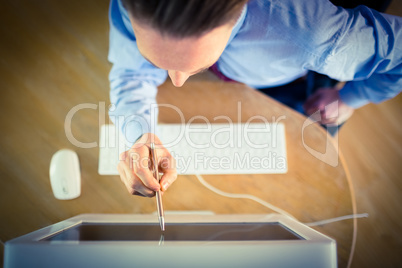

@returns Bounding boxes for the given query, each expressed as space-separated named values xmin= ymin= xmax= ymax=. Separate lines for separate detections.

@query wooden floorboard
xmin=339 ymin=93 xmax=402 ymax=267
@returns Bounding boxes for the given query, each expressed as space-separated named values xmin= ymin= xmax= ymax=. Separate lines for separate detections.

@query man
xmin=108 ymin=0 xmax=402 ymax=197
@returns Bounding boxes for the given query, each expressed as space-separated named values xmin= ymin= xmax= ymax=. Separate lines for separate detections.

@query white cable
xmin=305 ymin=213 xmax=368 ymax=226
xmin=195 ymin=173 xmax=367 ymax=227
xmin=195 ymin=174 xmax=298 ymax=220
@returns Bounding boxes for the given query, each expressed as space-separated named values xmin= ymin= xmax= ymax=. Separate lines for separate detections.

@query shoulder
xmin=109 ymin=0 xmax=136 ymax=40
xmin=241 ymin=0 xmax=350 ymax=58
xmin=245 ymin=0 xmax=344 ymax=33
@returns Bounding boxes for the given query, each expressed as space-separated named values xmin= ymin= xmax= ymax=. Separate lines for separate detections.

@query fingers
xmin=118 ymin=151 xmax=156 ymax=197
xmin=303 ymin=88 xmax=345 ymax=125
xmin=320 ymin=110 xmax=337 ymax=125
xmin=303 ymin=89 xmax=326 ymax=116
xmin=158 ymin=154 xmax=177 ymax=191
xmin=131 ymin=145 xmax=160 ymax=191
xmin=117 ymin=133 xmax=178 ymax=197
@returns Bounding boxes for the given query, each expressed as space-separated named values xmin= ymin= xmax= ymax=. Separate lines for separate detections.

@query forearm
xmin=339 ymin=74 xmax=402 ymax=108
xmin=108 ymin=66 xmax=167 ymax=145
xmin=320 ymin=6 xmax=402 ymax=108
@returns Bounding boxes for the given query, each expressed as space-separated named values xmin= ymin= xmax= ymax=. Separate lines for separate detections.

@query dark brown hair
xmin=121 ymin=0 xmax=248 ymax=38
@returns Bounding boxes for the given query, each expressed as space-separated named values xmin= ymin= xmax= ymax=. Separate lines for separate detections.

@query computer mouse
xmin=49 ymin=149 xmax=81 ymax=200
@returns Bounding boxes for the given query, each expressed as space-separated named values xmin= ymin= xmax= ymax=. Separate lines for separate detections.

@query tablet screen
xmin=43 ymin=222 xmax=303 ymax=241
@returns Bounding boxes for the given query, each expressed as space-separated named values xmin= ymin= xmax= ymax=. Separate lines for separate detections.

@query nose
xmin=168 ymin=71 xmax=190 ymax=87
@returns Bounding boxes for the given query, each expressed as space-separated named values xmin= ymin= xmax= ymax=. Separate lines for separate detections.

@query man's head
xmin=122 ymin=0 xmax=247 ymax=86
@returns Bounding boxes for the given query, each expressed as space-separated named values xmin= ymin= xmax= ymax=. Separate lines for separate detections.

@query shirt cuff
xmin=339 ymin=82 xmax=370 ymax=109
xmin=119 ymin=114 xmax=154 ymax=147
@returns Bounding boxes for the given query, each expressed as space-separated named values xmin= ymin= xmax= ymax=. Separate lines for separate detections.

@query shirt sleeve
xmin=108 ymin=0 xmax=168 ymax=144
xmin=319 ymin=5 xmax=402 ymax=108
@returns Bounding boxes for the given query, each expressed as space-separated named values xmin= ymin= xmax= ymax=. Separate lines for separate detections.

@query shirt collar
xmin=227 ymin=5 xmax=248 ymax=44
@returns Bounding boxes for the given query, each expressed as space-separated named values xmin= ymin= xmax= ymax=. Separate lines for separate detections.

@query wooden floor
xmin=339 ymin=94 xmax=402 ymax=267
xmin=338 ymin=2 xmax=402 ymax=266
xmin=0 ymin=0 xmax=401 ymax=267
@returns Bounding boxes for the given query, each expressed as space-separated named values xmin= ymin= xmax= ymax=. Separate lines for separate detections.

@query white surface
xmin=4 ymin=213 xmax=336 ymax=268
xmin=49 ymin=149 xmax=81 ymax=200
xmin=98 ymin=123 xmax=287 ymax=175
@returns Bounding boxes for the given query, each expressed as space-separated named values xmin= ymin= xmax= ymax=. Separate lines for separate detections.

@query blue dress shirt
xmin=108 ymin=0 xmax=402 ymax=144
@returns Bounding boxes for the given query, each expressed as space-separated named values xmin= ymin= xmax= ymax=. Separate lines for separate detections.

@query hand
xmin=117 ymin=133 xmax=177 ymax=197
xmin=303 ymin=87 xmax=354 ymax=125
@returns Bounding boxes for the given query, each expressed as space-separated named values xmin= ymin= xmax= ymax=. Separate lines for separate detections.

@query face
xmin=130 ymin=18 xmax=234 ymax=87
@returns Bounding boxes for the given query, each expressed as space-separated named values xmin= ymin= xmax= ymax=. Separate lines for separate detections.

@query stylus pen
xmin=150 ymin=142 xmax=165 ymax=231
